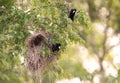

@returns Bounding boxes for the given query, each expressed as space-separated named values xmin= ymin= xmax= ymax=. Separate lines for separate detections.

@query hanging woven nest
xmin=25 ymin=30 xmax=61 ymax=73
xmin=25 ymin=30 xmax=47 ymax=72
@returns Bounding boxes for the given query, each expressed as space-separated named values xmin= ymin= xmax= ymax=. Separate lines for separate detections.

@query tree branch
xmin=99 ymin=9 xmax=112 ymax=72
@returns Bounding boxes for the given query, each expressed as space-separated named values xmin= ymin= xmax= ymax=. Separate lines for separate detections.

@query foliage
xmin=0 ymin=0 xmax=90 ymax=83
xmin=1 ymin=0 xmax=120 ymax=83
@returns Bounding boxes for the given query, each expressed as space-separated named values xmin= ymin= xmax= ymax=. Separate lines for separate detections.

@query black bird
xmin=52 ymin=43 xmax=61 ymax=52
xmin=69 ymin=8 xmax=77 ymax=21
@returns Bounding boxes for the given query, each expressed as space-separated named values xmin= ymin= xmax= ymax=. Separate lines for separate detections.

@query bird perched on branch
xmin=69 ymin=8 xmax=77 ymax=21
xmin=52 ymin=43 xmax=61 ymax=52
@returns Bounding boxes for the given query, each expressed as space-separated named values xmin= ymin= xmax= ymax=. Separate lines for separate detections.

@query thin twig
xmin=106 ymin=40 xmax=120 ymax=54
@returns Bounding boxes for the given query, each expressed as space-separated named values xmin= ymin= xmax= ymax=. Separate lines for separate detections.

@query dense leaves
xmin=1 ymin=0 xmax=120 ymax=83
xmin=0 ymin=0 xmax=91 ymax=83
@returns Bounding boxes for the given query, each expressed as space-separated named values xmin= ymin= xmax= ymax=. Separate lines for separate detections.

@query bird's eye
xmin=58 ymin=46 xmax=61 ymax=49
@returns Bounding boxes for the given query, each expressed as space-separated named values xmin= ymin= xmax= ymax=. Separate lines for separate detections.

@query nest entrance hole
xmin=33 ymin=35 xmax=44 ymax=46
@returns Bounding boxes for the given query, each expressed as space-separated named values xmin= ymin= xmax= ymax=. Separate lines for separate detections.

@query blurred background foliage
xmin=0 ymin=0 xmax=120 ymax=83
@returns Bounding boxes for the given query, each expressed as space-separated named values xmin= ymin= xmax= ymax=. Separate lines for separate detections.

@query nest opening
xmin=26 ymin=31 xmax=46 ymax=48
xmin=33 ymin=35 xmax=44 ymax=46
